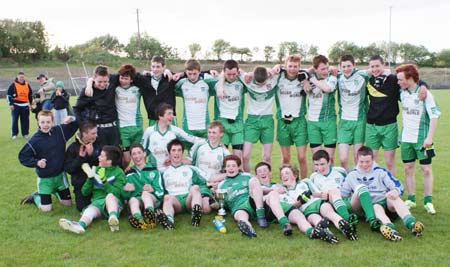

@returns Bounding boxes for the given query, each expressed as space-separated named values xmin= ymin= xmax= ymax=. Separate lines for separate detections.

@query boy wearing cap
xmin=51 ymin=81 xmax=70 ymax=125
xmin=36 ymin=74 xmax=56 ymax=111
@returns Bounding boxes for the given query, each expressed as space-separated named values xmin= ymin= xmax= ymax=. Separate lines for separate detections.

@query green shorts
xmin=184 ymin=128 xmax=207 ymax=139
xmin=119 ymin=126 xmax=143 ymax=149
xmin=232 ymin=198 xmax=256 ymax=218
xmin=338 ymin=119 xmax=366 ymax=145
xmin=244 ymin=115 xmax=274 ymax=144
xmin=374 ymin=199 xmax=399 ymax=221
xmin=37 ymin=173 xmax=70 ymax=195
xmin=277 ymin=117 xmax=308 ymax=147
xmin=401 ymin=142 xmax=429 ymax=161
xmin=217 ymin=118 xmax=244 ymax=146
xmin=302 ymin=199 xmax=323 ymax=217
xmin=307 ymin=120 xmax=337 ymax=145
xmin=175 ymin=193 xmax=189 ymax=212
xmin=365 ymin=122 xmax=398 ymax=151
xmin=90 ymin=196 xmax=123 ymax=218
xmin=200 ymin=185 xmax=213 ymax=198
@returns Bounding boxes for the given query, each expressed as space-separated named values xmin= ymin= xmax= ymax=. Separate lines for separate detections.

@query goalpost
xmin=66 ymin=62 xmax=89 ymax=96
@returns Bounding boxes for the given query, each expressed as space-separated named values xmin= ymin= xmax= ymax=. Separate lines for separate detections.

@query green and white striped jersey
xmin=141 ymin=124 xmax=200 ymax=171
xmin=400 ymin=87 xmax=441 ymax=143
xmin=188 ymin=140 xmax=230 ymax=180
xmin=275 ymin=72 xmax=306 ymax=119
xmin=337 ymin=69 xmax=369 ymax=121
xmin=309 ymin=166 xmax=346 ymax=192
xmin=115 ymin=85 xmax=142 ymax=127
xmin=307 ymin=73 xmax=338 ymax=122
xmin=175 ymin=77 xmax=215 ymax=131
xmin=162 ymin=164 xmax=207 ymax=196
xmin=279 ymin=179 xmax=321 ymax=212
xmin=244 ymin=75 xmax=280 ymax=116
xmin=214 ymin=77 xmax=245 ymax=121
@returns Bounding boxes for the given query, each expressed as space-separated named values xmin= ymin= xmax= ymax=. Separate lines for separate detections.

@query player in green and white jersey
xmin=218 ymin=155 xmax=269 ymax=237
xmin=242 ymin=67 xmax=280 ymax=172
xmin=141 ymin=103 xmax=201 ymax=172
xmin=255 ymin=162 xmax=337 ymax=240
xmin=114 ymin=65 xmax=143 ymax=168
xmin=274 ymin=55 xmax=310 ymax=179
xmin=155 ymin=139 xmax=207 ymax=229
xmin=188 ymin=121 xmax=229 ymax=214
xmin=337 ymin=55 xmax=370 ymax=171
xmin=309 ymin=150 xmax=358 ymax=230
xmin=396 ymin=64 xmax=441 ymax=215
xmin=279 ymin=165 xmax=343 ymax=242
xmin=214 ymin=60 xmax=246 ymax=158
xmin=123 ymin=144 xmax=164 ymax=230
xmin=175 ymin=59 xmax=216 ymax=140
xmin=307 ymin=55 xmax=338 ymax=165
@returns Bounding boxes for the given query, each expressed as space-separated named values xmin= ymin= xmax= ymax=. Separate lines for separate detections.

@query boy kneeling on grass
xmin=59 ymin=146 xmax=126 ymax=234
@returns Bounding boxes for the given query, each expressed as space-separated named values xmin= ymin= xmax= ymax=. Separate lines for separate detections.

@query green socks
xmin=133 ymin=213 xmax=144 ymax=220
xmin=79 ymin=221 xmax=87 ymax=229
xmin=424 ymin=195 xmax=432 ymax=204
xmin=357 ymin=186 xmax=376 ymax=221
xmin=278 ymin=216 xmax=290 ymax=227
xmin=256 ymin=208 xmax=265 ymax=218
xmin=305 ymin=227 xmax=313 ymax=237
xmin=402 ymin=214 xmax=417 ymax=230
xmin=333 ymin=199 xmax=350 ymax=220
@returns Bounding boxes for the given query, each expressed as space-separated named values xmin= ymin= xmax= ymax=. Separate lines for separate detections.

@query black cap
xmin=36 ymin=74 xmax=46 ymax=80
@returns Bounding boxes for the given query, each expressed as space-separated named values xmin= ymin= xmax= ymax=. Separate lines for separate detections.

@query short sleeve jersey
xmin=141 ymin=124 xmax=199 ymax=171
xmin=175 ymin=77 xmax=215 ymax=131
xmin=307 ymin=73 xmax=338 ymax=122
xmin=309 ymin=166 xmax=347 ymax=192
xmin=244 ymin=75 xmax=280 ymax=116
xmin=188 ymin=140 xmax=230 ymax=180
xmin=337 ymin=69 xmax=369 ymax=121
xmin=115 ymin=85 xmax=142 ymax=128
xmin=400 ymin=86 xmax=441 ymax=143
xmin=162 ymin=164 xmax=206 ymax=196
xmin=275 ymin=71 xmax=307 ymax=119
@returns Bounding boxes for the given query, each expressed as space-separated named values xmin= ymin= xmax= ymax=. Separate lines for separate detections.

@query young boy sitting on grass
xmin=123 ymin=143 xmax=164 ymax=230
xmin=19 ymin=110 xmax=78 ymax=212
xmin=59 ymin=145 xmax=126 ymax=234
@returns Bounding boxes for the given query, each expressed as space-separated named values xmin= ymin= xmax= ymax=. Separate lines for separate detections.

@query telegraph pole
xmin=388 ymin=6 xmax=393 ymax=69
xmin=136 ymin=8 xmax=142 ymax=59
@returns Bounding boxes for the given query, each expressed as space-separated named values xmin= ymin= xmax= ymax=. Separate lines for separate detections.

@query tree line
xmin=1 ymin=19 xmax=450 ymax=67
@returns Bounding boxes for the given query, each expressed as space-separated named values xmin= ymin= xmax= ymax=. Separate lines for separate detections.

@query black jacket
xmin=64 ymin=137 xmax=101 ymax=187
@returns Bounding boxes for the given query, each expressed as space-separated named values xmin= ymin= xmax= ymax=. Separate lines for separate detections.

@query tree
xmin=212 ymin=39 xmax=230 ymax=60
xmin=398 ymin=43 xmax=431 ymax=65
xmin=362 ymin=43 xmax=384 ymax=63
xmin=236 ymin=47 xmax=252 ymax=61
xmin=228 ymin=46 xmax=238 ymax=59
xmin=188 ymin=43 xmax=201 ymax=58
xmin=306 ymin=45 xmax=319 ymax=62
xmin=0 ymin=19 xmax=49 ymax=61
xmin=264 ymin=46 xmax=275 ymax=62
xmin=328 ymin=41 xmax=362 ymax=63
xmin=125 ymin=32 xmax=167 ymax=60
xmin=435 ymin=49 xmax=450 ymax=67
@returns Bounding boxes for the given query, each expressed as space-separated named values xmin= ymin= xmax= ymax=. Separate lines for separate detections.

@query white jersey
xmin=400 ymin=87 xmax=441 ymax=143
xmin=188 ymin=140 xmax=230 ymax=180
xmin=307 ymin=74 xmax=338 ymax=122
xmin=162 ymin=164 xmax=206 ymax=196
xmin=275 ymin=72 xmax=307 ymax=119
xmin=141 ymin=125 xmax=200 ymax=171
xmin=337 ymin=69 xmax=369 ymax=121
xmin=279 ymin=179 xmax=321 ymax=212
xmin=175 ymin=77 xmax=214 ymax=131
xmin=309 ymin=166 xmax=346 ymax=192
xmin=244 ymin=75 xmax=279 ymax=116
xmin=115 ymin=85 xmax=142 ymax=127
xmin=215 ymin=77 xmax=245 ymax=120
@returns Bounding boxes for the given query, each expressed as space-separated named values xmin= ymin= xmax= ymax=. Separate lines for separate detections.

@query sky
xmin=1 ymin=0 xmax=449 ymax=60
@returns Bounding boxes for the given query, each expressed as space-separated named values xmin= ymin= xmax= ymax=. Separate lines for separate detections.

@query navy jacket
xmin=19 ymin=121 xmax=78 ymax=178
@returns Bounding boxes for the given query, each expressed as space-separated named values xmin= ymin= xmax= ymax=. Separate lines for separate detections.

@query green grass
xmin=1 ymin=91 xmax=450 ymax=267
